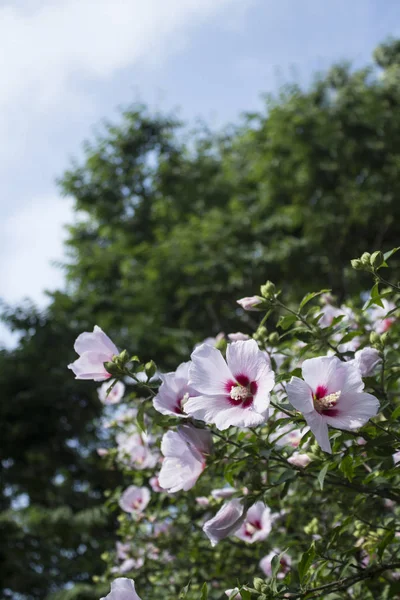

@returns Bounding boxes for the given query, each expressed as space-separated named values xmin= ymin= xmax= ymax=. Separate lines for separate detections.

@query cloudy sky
xmin=1 ymin=0 xmax=399 ymax=345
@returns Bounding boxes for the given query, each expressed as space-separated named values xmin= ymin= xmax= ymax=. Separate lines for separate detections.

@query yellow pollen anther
xmin=230 ymin=386 xmax=250 ymax=402
xmin=314 ymin=390 xmax=341 ymax=412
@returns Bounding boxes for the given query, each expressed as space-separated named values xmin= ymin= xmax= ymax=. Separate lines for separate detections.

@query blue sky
xmin=1 ymin=0 xmax=400 ymax=346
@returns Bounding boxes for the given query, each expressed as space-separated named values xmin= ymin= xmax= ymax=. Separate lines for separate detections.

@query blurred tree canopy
xmin=1 ymin=39 xmax=400 ymax=599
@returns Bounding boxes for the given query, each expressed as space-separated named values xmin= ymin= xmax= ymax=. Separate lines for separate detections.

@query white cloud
xmin=1 ymin=195 xmax=73 ymax=305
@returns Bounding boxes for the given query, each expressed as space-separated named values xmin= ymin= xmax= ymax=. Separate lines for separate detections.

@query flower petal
xmin=189 ymin=344 xmax=233 ymax=396
xmin=286 ymin=377 xmax=314 ymax=413
xmin=302 ymin=356 xmax=346 ymax=394
xmin=226 ymin=339 xmax=264 ymax=381
xmin=323 ymin=392 xmax=379 ymax=430
xmin=303 ymin=410 xmax=331 ymax=453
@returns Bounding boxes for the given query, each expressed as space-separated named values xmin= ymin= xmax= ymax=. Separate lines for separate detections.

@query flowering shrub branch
xmin=69 ymin=248 xmax=400 ymax=599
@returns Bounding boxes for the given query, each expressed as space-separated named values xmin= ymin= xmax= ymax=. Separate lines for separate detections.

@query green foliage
xmin=2 ymin=37 xmax=400 ymax=599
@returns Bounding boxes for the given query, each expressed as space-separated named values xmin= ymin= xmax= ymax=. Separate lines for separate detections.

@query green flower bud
xmin=253 ymin=578 xmax=265 ymax=591
xmin=103 ymin=361 xmax=121 ymax=376
xmin=369 ymin=331 xmax=381 ymax=346
xmin=361 ymin=252 xmax=372 ymax=266
xmin=268 ymin=332 xmax=280 ymax=345
xmin=370 ymin=250 xmax=384 ymax=269
xmin=260 ymin=281 xmax=276 ymax=299
xmin=117 ymin=349 xmax=129 ymax=364
xmin=351 ymin=258 xmax=364 ymax=270
xmin=145 ymin=360 xmax=157 ymax=379
xmin=215 ymin=338 xmax=227 ymax=353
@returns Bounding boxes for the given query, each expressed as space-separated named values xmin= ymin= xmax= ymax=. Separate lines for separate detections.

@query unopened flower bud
xmin=103 ymin=361 xmax=122 ymax=376
xmin=145 ymin=360 xmax=157 ymax=379
xmin=370 ymin=250 xmax=384 ymax=269
xmin=361 ymin=252 xmax=372 ymax=266
xmin=117 ymin=349 xmax=129 ymax=364
xmin=237 ymin=296 xmax=263 ymax=311
xmin=369 ymin=331 xmax=381 ymax=346
xmin=260 ymin=281 xmax=276 ymax=299
xmin=351 ymin=258 xmax=364 ymax=270
xmin=253 ymin=578 xmax=265 ymax=592
xmin=268 ymin=332 xmax=279 ymax=345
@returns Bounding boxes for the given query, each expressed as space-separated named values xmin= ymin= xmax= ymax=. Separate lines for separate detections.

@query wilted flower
xmin=259 ymin=549 xmax=291 ymax=578
xmin=68 ymin=325 xmax=118 ymax=381
xmin=287 ymin=452 xmax=312 ymax=468
xmin=196 ymin=496 xmax=210 ymax=507
xmin=203 ymin=499 xmax=245 ymax=546
xmin=153 ymin=362 xmax=195 ymax=417
xmin=235 ymin=501 xmax=272 ymax=543
xmin=185 ymin=340 xmax=275 ymax=430
xmin=237 ymin=296 xmax=263 ymax=311
xmin=350 ymin=347 xmax=382 ymax=377
xmin=119 ymin=486 xmax=151 ymax=515
xmin=101 ymin=578 xmax=141 ymax=600
xmin=286 ymin=356 xmax=379 ymax=453
xmin=158 ymin=425 xmax=212 ymax=493
xmin=98 ymin=380 xmax=126 ymax=404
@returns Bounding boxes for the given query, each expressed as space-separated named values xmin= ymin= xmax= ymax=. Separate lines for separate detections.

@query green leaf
xmin=384 ymin=247 xmax=400 ymax=261
xmin=200 ymin=582 xmax=208 ymax=600
xmin=299 ymin=289 xmax=330 ymax=310
xmin=239 ymin=588 xmax=252 ymax=600
xmin=339 ymin=454 xmax=355 ymax=482
xmin=391 ymin=405 xmax=400 ymax=421
xmin=277 ymin=314 xmax=298 ymax=330
xmin=298 ymin=541 xmax=316 ymax=584
xmin=179 ymin=580 xmax=191 ymax=599
xmin=377 ymin=529 xmax=395 ymax=560
xmin=136 ymin=401 xmax=147 ymax=434
xmin=317 ymin=464 xmax=329 ymax=490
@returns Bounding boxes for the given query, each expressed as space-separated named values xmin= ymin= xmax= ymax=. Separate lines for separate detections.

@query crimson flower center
xmin=313 ymin=385 xmax=341 ymax=413
xmin=226 ymin=375 xmax=258 ymax=408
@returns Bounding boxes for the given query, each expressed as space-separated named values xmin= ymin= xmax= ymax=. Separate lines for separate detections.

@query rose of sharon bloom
xmin=158 ymin=425 xmax=212 ymax=493
xmin=259 ymin=550 xmax=291 ymax=578
xmin=68 ymin=325 xmax=118 ymax=381
xmin=101 ymin=578 xmax=141 ymax=600
xmin=98 ymin=380 xmax=126 ymax=404
xmin=369 ymin=299 xmax=396 ymax=333
xmin=116 ymin=430 xmax=158 ymax=470
xmin=237 ymin=296 xmax=263 ymax=311
xmin=185 ymin=340 xmax=275 ymax=430
xmin=287 ymin=452 xmax=312 ymax=468
xmin=350 ymin=347 xmax=382 ymax=377
xmin=153 ymin=361 xmax=195 ymax=417
xmin=203 ymin=499 xmax=245 ymax=546
xmin=287 ymin=356 xmax=379 ymax=453
xmin=119 ymin=486 xmax=151 ymax=515
xmin=235 ymin=501 xmax=272 ymax=543
xmin=227 ymin=332 xmax=250 ymax=342
xmin=225 ymin=589 xmax=241 ymax=599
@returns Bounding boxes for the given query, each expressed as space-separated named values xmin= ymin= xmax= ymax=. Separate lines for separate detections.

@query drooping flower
xmin=101 ymin=578 xmax=141 ymax=600
xmin=287 ymin=452 xmax=312 ymax=468
xmin=158 ymin=425 xmax=212 ymax=493
xmin=119 ymin=486 xmax=151 ymax=515
xmin=235 ymin=501 xmax=272 ymax=543
xmin=259 ymin=550 xmax=291 ymax=578
xmin=68 ymin=325 xmax=118 ymax=381
xmin=153 ymin=362 xmax=195 ymax=418
xmin=203 ymin=499 xmax=245 ymax=546
xmin=350 ymin=347 xmax=382 ymax=377
xmin=286 ymin=356 xmax=379 ymax=453
xmin=185 ymin=340 xmax=275 ymax=430
xmin=98 ymin=380 xmax=126 ymax=404
xmin=237 ymin=296 xmax=263 ymax=311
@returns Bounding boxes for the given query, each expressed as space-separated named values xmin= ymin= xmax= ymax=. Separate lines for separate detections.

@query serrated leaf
xmin=317 ymin=464 xmax=329 ymax=490
xmin=298 ymin=542 xmax=316 ymax=584
xmin=299 ymin=289 xmax=330 ymax=310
